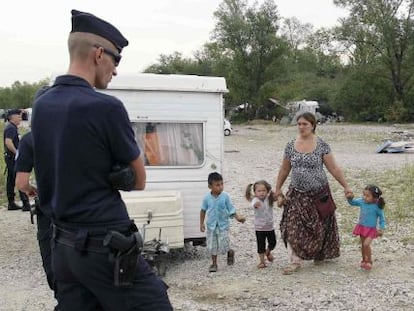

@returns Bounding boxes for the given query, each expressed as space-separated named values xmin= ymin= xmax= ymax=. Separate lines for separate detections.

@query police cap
xmin=7 ymin=109 xmax=21 ymax=118
xmin=71 ymin=9 xmax=128 ymax=52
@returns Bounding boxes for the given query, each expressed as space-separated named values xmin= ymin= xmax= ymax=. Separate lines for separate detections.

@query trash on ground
xmin=376 ymin=140 xmax=414 ymax=153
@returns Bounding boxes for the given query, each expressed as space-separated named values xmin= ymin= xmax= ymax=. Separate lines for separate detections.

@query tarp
xmin=376 ymin=140 xmax=414 ymax=153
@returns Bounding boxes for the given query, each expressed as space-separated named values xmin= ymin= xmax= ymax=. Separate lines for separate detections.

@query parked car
xmin=224 ymin=118 xmax=232 ymax=136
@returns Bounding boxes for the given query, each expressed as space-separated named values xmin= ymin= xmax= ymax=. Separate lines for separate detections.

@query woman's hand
xmin=344 ymin=187 xmax=353 ymax=199
xmin=274 ymin=192 xmax=286 ymax=208
xmin=273 ymin=189 xmax=282 ymax=200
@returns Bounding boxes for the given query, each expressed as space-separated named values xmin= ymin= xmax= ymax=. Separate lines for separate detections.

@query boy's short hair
xmin=208 ymin=172 xmax=223 ymax=185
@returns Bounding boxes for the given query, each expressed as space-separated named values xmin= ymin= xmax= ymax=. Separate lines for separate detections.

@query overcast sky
xmin=0 ymin=0 xmax=348 ymax=87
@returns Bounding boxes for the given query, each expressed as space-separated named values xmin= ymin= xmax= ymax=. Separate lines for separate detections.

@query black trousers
xmin=37 ymin=210 xmax=54 ymax=291
xmin=255 ymin=230 xmax=277 ymax=254
xmin=5 ymin=156 xmax=29 ymax=204
xmin=52 ymin=233 xmax=173 ymax=311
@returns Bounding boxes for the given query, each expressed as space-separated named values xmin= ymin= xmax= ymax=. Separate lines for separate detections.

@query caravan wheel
xmin=154 ymin=255 xmax=168 ymax=277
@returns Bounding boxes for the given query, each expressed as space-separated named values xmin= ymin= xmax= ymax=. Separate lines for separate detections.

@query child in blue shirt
xmin=347 ymin=184 xmax=386 ymax=270
xmin=200 ymin=172 xmax=246 ymax=272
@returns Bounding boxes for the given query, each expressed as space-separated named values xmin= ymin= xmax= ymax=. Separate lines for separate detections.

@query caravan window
xmin=131 ymin=122 xmax=204 ymax=167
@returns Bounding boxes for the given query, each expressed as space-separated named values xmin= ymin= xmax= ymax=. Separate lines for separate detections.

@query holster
xmin=3 ymin=151 xmax=13 ymax=159
xmin=103 ymin=230 xmax=143 ymax=287
xmin=30 ymin=197 xmax=40 ymax=225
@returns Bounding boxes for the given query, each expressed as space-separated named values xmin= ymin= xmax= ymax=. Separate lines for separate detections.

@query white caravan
xmin=101 ymin=74 xmax=228 ymax=249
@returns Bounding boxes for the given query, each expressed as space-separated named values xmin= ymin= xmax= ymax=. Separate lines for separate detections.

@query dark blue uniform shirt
xmin=15 ymin=131 xmax=34 ymax=173
xmin=3 ymin=122 xmax=19 ymax=154
xmin=32 ymin=75 xmax=140 ymax=228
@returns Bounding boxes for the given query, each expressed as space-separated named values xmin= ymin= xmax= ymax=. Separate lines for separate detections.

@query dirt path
xmin=1 ymin=123 xmax=414 ymax=310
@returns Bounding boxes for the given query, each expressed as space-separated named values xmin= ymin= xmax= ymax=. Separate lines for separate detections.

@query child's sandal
xmin=257 ymin=263 xmax=267 ymax=269
xmin=208 ymin=264 xmax=218 ymax=273
xmin=361 ymin=262 xmax=372 ymax=271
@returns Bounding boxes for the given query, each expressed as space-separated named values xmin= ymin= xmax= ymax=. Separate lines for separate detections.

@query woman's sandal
xmin=282 ymin=263 xmax=301 ymax=275
xmin=257 ymin=263 xmax=267 ymax=269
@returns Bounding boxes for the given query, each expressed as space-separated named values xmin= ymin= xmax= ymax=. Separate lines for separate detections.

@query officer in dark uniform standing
xmin=3 ymin=109 xmax=30 ymax=211
xmin=16 ymin=85 xmax=60 ymax=310
xmin=31 ymin=9 xmax=172 ymax=311
xmin=15 ymin=131 xmax=59 ymax=310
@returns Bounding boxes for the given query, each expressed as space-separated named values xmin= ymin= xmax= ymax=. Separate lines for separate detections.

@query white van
xmin=101 ymin=74 xmax=228 ymax=248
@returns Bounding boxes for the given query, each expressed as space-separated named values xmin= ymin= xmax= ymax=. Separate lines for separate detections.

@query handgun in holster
xmin=103 ymin=230 xmax=143 ymax=287
xmin=30 ymin=197 xmax=40 ymax=225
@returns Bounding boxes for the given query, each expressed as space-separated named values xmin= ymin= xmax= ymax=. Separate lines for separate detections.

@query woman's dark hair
xmin=296 ymin=112 xmax=317 ymax=133
xmin=245 ymin=180 xmax=274 ymax=207
xmin=365 ymin=184 xmax=385 ymax=209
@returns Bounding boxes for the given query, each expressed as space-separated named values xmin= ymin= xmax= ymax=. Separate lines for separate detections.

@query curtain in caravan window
xmin=131 ymin=122 xmax=204 ymax=166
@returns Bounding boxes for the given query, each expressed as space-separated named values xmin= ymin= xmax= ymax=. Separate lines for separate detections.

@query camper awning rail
xmin=106 ymin=73 xmax=228 ymax=93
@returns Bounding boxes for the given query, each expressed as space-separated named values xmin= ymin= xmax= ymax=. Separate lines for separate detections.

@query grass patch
xmin=337 ymin=163 xmax=414 ymax=246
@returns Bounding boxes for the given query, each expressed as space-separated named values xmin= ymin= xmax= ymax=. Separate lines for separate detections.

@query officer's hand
xmin=26 ymin=185 xmax=38 ymax=197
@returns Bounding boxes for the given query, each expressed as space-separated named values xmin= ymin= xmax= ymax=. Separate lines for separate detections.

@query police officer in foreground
xmin=3 ymin=109 xmax=30 ymax=211
xmin=31 ymin=10 xmax=172 ymax=310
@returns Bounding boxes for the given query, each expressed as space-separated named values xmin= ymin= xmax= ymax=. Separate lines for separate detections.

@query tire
xmin=155 ymin=255 xmax=168 ymax=277
xmin=224 ymin=129 xmax=231 ymax=136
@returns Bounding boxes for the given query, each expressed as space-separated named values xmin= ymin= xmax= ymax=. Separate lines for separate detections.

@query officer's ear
xmin=94 ymin=46 xmax=104 ymax=65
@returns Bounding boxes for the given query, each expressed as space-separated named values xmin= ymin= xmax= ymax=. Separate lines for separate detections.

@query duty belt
xmin=52 ymin=225 xmax=108 ymax=253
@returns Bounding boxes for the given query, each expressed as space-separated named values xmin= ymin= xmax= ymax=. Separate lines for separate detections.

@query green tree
xmin=334 ymin=0 xmax=414 ymax=120
xmin=144 ymin=52 xmax=201 ymax=74
xmin=213 ymin=0 xmax=286 ymax=117
xmin=0 ymin=79 xmax=49 ymax=109
xmin=334 ymin=66 xmax=393 ymax=121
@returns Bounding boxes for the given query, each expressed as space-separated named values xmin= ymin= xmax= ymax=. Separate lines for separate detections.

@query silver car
xmin=224 ymin=118 xmax=232 ymax=136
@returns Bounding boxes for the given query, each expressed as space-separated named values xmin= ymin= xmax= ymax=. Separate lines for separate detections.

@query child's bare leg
xmin=208 ymin=254 xmax=218 ymax=272
xmin=265 ymin=248 xmax=274 ymax=262
xmin=257 ymin=253 xmax=266 ymax=268
xmin=363 ymin=237 xmax=373 ymax=264
xmin=360 ymin=237 xmax=366 ymax=263
xmin=212 ymin=255 xmax=217 ymax=266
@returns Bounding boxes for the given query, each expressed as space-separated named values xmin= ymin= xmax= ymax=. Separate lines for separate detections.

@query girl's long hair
xmin=245 ymin=180 xmax=274 ymax=207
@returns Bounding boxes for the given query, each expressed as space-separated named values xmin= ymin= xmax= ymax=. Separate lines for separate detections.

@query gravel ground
xmin=1 ymin=123 xmax=414 ymax=310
